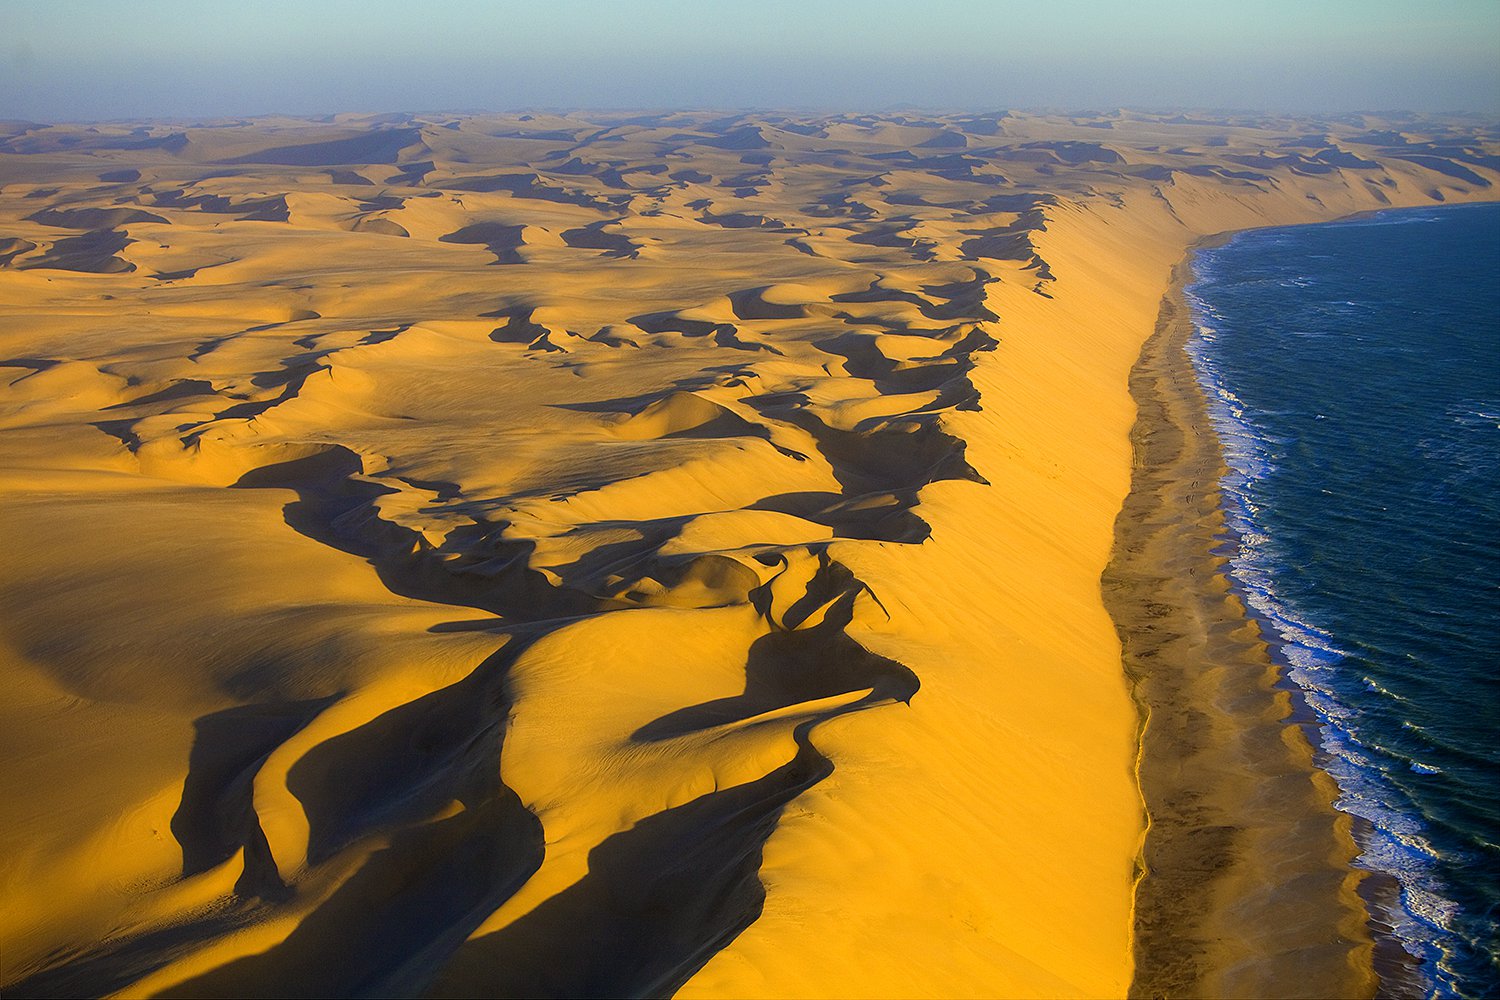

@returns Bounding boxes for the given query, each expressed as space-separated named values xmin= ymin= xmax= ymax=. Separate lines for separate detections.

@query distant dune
xmin=0 ymin=109 xmax=1495 ymax=998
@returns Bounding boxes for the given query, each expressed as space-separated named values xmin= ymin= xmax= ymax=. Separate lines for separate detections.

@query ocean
xmin=1186 ymin=202 xmax=1500 ymax=998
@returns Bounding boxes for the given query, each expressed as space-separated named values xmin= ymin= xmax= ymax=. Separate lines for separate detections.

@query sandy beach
xmin=1105 ymin=252 xmax=1376 ymax=999
xmin=0 ymin=110 xmax=1496 ymax=997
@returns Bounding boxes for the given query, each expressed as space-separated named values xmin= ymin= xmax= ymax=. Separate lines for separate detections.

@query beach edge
xmin=1108 ymin=244 xmax=1379 ymax=1000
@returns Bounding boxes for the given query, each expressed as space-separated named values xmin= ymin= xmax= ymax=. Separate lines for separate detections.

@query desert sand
xmin=0 ymin=109 xmax=1495 ymax=998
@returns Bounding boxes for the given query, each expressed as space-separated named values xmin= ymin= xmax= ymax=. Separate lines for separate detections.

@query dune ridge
xmin=0 ymin=109 xmax=1496 ymax=998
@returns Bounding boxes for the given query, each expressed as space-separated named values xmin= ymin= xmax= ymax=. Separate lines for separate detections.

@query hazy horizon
xmin=4 ymin=0 xmax=1498 ymax=123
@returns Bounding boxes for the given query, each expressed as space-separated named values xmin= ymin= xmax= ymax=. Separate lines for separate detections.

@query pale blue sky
xmin=2 ymin=0 xmax=1497 ymax=121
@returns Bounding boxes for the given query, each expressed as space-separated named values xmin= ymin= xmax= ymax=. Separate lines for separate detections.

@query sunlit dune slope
xmin=1 ymin=109 xmax=1495 ymax=998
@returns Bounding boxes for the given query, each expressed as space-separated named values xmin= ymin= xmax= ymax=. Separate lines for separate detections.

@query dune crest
xmin=1 ymin=109 xmax=1496 ymax=997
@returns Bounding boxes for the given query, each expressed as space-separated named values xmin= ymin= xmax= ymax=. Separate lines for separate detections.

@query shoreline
xmin=1106 ymin=244 xmax=1379 ymax=999
xmin=1166 ymin=207 xmax=1500 ymax=998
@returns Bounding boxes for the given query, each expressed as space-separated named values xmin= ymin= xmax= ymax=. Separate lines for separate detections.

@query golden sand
xmin=0 ymin=111 xmax=1495 ymax=997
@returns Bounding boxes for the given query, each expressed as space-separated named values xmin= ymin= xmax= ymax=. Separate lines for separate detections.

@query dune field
xmin=0 ymin=109 xmax=1496 ymax=998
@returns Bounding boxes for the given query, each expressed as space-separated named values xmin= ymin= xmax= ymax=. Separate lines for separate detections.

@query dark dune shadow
xmin=805 ymin=190 xmax=877 ymax=222
xmin=353 ymin=217 xmax=410 ymax=238
xmin=696 ymin=209 xmax=800 ymax=232
xmin=627 ymin=310 xmax=779 ymax=354
xmin=160 ymin=792 xmax=543 ymax=1000
xmin=172 ymin=697 xmax=338 ymax=885
xmin=223 ymin=128 xmax=422 ymax=167
xmin=0 ymin=356 xmax=58 ymax=374
xmin=818 ymin=325 xmax=995 ymax=415
xmin=1018 ymin=140 xmax=1124 ymax=165
xmin=846 ymin=222 xmax=936 ymax=261
xmin=727 ymin=286 xmax=807 ymax=321
xmin=387 ymin=160 xmax=436 ymax=186
xmin=751 ymin=390 xmax=987 ymax=498
xmin=958 ymin=228 xmax=1048 ymax=273
xmin=328 ymin=169 xmax=375 ymax=186
xmin=738 ymin=315 xmax=993 ymax=548
xmin=1 ymin=909 xmax=256 ymax=1000
xmin=288 ymin=653 xmax=517 ymax=866
xmin=485 ymin=305 xmax=550 ymax=344
xmin=192 ymin=356 xmax=331 ymax=426
xmin=634 ymin=587 xmax=918 ymax=743
xmin=543 ymin=156 xmax=647 ymax=191
xmin=155 ymin=651 xmax=546 ymax=999
xmin=3 ymin=698 xmax=335 ymax=998
xmin=104 ymin=379 xmax=216 ymax=410
xmin=520 ymin=515 xmax=692 ymax=596
xmin=917 ymin=130 xmax=968 ymax=149
xmin=978 ymin=192 xmax=1059 ymax=214
xmin=439 ymin=223 xmax=527 ymax=265
xmin=0 ymin=129 xmax=186 ymax=156
xmin=629 ymin=310 xmax=728 ymax=338
xmin=424 ymin=724 xmax=832 ymax=1000
xmin=27 ymin=207 xmax=167 ymax=228
xmin=18 ymin=228 xmax=134 ymax=273
xmin=920 ymin=272 xmax=1000 ymax=322
xmin=696 ymin=125 xmax=771 ymax=151
xmin=555 ymin=386 xmax=802 ymax=462
xmin=234 ymin=448 xmax=599 ymax=623
xmin=443 ymin=172 xmax=624 ymax=211
xmin=560 ymin=220 xmax=639 ymax=257
xmin=0 ymin=237 xmax=37 ymax=266
xmin=830 ymin=280 xmax=933 ymax=313
xmin=152 ymin=265 xmax=203 ymax=282
xmin=908 ymin=152 xmax=985 ymax=181
xmin=359 ymin=324 xmax=411 ymax=346
xmin=147 ymin=189 xmax=291 ymax=223
xmin=750 ymin=490 xmax=931 ymax=544
xmin=815 ymin=330 xmax=960 ymax=393
xmin=1391 ymin=154 xmax=1490 ymax=185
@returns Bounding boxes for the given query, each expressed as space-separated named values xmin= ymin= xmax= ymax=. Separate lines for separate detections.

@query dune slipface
xmin=0 ymin=111 xmax=1495 ymax=998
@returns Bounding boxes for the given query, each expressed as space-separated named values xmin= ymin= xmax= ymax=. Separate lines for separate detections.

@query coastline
xmin=1106 ymin=245 xmax=1378 ymax=999
xmin=1167 ymin=204 xmax=1500 ymax=999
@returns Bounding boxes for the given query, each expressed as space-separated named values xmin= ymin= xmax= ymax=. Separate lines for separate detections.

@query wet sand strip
xmin=1107 ymin=249 xmax=1379 ymax=999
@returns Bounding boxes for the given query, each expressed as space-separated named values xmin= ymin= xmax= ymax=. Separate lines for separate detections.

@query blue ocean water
xmin=1186 ymin=202 xmax=1500 ymax=998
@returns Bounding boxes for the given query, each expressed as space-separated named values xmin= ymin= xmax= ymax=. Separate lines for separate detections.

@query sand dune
xmin=0 ymin=109 xmax=1496 ymax=998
